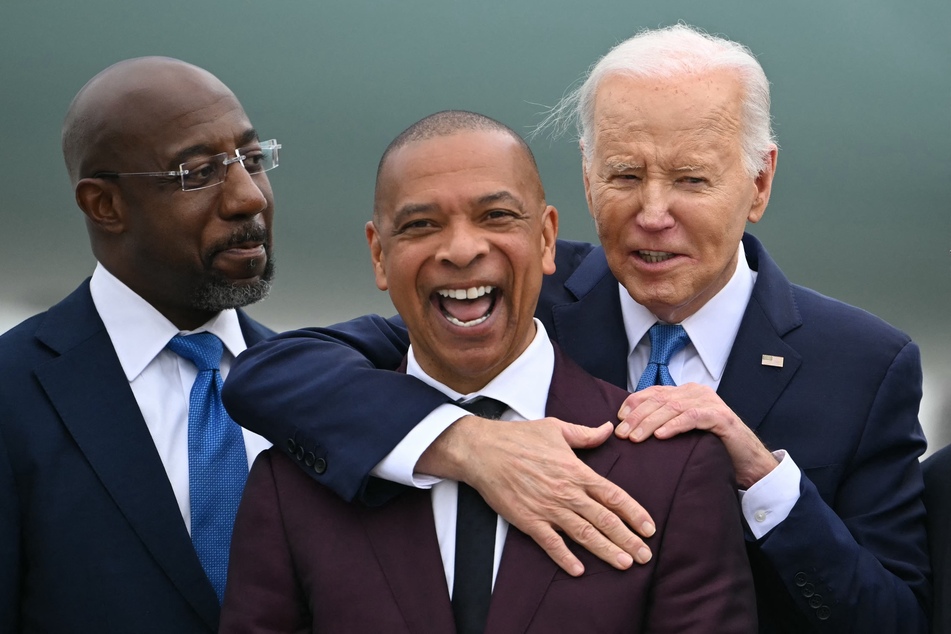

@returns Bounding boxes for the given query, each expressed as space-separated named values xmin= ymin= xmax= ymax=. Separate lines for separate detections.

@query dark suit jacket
xmin=223 ymin=233 xmax=930 ymax=633
xmin=0 ymin=280 xmax=273 ymax=633
xmin=220 ymin=346 xmax=756 ymax=633
xmin=923 ymin=444 xmax=951 ymax=634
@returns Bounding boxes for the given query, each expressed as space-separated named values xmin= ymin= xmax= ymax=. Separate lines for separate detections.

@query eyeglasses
xmin=94 ymin=139 xmax=281 ymax=191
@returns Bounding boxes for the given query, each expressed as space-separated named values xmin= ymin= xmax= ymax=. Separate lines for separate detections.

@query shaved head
xmin=62 ymin=57 xmax=238 ymax=186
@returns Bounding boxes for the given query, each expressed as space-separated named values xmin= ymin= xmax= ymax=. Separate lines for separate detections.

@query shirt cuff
xmin=738 ymin=450 xmax=802 ymax=540
xmin=369 ymin=403 xmax=470 ymax=489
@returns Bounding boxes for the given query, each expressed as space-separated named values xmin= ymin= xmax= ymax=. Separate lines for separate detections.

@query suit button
xmin=808 ymin=595 xmax=822 ymax=609
xmin=313 ymin=457 xmax=327 ymax=474
xmin=286 ymin=438 xmax=297 ymax=453
xmin=801 ymin=583 xmax=815 ymax=597
xmin=296 ymin=446 xmax=305 ymax=461
xmin=816 ymin=605 xmax=831 ymax=621
xmin=304 ymin=452 xmax=316 ymax=467
xmin=794 ymin=572 xmax=807 ymax=587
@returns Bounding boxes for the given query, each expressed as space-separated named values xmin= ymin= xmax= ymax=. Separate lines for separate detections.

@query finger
xmin=522 ymin=523 xmax=586 ymax=577
xmin=556 ymin=419 xmax=613 ymax=449
xmin=616 ymin=390 xmax=670 ymax=441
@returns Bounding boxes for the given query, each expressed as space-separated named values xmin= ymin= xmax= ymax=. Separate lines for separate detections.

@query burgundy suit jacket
xmin=220 ymin=346 xmax=756 ymax=633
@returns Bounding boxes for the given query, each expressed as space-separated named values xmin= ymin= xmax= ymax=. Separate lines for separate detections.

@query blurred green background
xmin=1 ymin=0 xmax=948 ymax=449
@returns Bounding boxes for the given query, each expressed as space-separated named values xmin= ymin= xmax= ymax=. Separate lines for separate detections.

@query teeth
xmin=436 ymin=285 xmax=494 ymax=300
xmin=444 ymin=314 xmax=491 ymax=328
xmin=637 ymin=250 xmax=675 ymax=264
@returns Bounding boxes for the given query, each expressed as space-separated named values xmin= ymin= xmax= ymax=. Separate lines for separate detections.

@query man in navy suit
xmin=223 ymin=25 xmax=929 ymax=632
xmin=0 ymin=57 xmax=279 ymax=632
xmin=221 ymin=111 xmax=756 ymax=633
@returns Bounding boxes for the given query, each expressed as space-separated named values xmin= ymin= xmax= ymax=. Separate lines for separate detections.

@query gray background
xmin=1 ymin=1 xmax=949 ymax=450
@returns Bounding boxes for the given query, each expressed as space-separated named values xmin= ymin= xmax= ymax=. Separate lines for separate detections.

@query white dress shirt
xmin=618 ymin=240 xmax=800 ymax=539
xmin=89 ymin=263 xmax=271 ymax=534
xmin=400 ymin=319 xmax=554 ymax=595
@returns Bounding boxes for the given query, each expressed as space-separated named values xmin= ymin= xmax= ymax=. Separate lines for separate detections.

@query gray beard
xmin=190 ymin=257 xmax=276 ymax=312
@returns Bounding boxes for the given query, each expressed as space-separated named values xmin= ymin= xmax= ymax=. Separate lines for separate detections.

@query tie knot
xmin=166 ymin=332 xmax=224 ymax=372
xmin=646 ymin=323 xmax=689 ymax=367
xmin=458 ymin=396 xmax=508 ymax=420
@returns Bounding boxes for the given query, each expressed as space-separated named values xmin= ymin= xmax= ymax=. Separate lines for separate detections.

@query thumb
xmin=555 ymin=419 xmax=613 ymax=449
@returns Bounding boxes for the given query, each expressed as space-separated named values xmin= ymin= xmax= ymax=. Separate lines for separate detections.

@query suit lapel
xmin=550 ymin=247 xmax=629 ymax=389
xmin=486 ymin=349 xmax=621 ymax=631
xmin=717 ymin=234 xmax=803 ymax=432
xmin=361 ymin=490 xmax=457 ymax=633
xmin=33 ymin=283 xmax=220 ymax=630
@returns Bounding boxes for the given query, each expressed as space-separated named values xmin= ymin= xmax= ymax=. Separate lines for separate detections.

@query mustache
xmin=210 ymin=223 xmax=270 ymax=255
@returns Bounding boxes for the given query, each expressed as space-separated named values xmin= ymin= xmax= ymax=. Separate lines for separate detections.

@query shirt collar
xmin=89 ymin=263 xmax=247 ymax=382
xmin=406 ymin=318 xmax=554 ymax=421
xmin=618 ymin=240 xmax=757 ymax=381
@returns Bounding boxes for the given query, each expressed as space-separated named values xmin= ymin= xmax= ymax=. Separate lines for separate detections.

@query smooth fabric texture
xmin=223 ymin=233 xmax=931 ymax=633
xmin=167 ymin=333 xmax=248 ymax=603
xmin=220 ymin=346 xmax=757 ymax=633
xmin=0 ymin=280 xmax=273 ymax=633
xmin=634 ymin=323 xmax=689 ymax=391
xmin=922 ymin=444 xmax=951 ymax=634
xmin=453 ymin=396 xmax=508 ymax=634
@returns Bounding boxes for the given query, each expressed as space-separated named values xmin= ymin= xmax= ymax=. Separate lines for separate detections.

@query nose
xmin=220 ymin=161 xmax=269 ymax=217
xmin=435 ymin=219 xmax=489 ymax=268
xmin=635 ymin=179 xmax=675 ymax=231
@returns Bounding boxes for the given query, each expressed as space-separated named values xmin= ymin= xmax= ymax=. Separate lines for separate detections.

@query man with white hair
xmin=224 ymin=25 xmax=930 ymax=632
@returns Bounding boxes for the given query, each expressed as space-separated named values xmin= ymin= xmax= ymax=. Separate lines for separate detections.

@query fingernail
xmin=636 ymin=546 xmax=652 ymax=564
xmin=641 ymin=521 xmax=655 ymax=537
xmin=619 ymin=405 xmax=630 ymax=419
xmin=569 ymin=562 xmax=584 ymax=576
xmin=616 ymin=422 xmax=631 ymax=436
xmin=632 ymin=427 xmax=643 ymax=440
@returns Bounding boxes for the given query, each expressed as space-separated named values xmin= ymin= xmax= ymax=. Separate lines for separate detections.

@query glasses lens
xmin=180 ymin=154 xmax=227 ymax=191
xmin=244 ymin=140 xmax=280 ymax=175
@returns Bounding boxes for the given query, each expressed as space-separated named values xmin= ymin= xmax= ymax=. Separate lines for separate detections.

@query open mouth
xmin=435 ymin=285 xmax=498 ymax=327
xmin=636 ymin=250 xmax=676 ymax=264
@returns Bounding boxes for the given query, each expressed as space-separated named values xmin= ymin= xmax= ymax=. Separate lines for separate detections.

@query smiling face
xmin=71 ymin=59 xmax=275 ymax=330
xmin=583 ymin=70 xmax=776 ymax=324
xmin=368 ymin=129 xmax=557 ymax=393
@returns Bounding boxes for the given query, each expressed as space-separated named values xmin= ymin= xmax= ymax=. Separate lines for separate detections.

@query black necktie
xmin=453 ymin=396 xmax=508 ymax=634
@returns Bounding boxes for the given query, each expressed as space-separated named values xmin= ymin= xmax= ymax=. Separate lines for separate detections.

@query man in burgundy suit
xmin=220 ymin=111 xmax=755 ymax=633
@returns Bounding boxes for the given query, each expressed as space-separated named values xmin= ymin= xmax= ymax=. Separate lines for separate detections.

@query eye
xmin=242 ymin=149 xmax=266 ymax=173
xmin=486 ymin=209 xmax=517 ymax=220
xmin=180 ymin=161 xmax=219 ymax=189
xmin=677 ymin=176 xmax=707 ymax=187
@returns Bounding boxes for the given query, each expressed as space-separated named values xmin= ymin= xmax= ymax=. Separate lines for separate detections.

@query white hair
xmin=537 ymin=24 xmax=776 ymax=177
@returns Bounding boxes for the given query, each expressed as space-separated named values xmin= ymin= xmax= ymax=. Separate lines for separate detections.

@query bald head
xmin=62 ymin=57 xmax=240 ymax=185
xmin=374 ymin=110 xmax=543 ymax=220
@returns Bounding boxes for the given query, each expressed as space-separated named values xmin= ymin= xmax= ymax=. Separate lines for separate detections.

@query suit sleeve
xmin=645 ymin=433 xmax=757 ymax=634
xmin=222 ymin=314 xmax=452 ymax=503
xmin=0 ymin=423 xmax=20 ymax=631
xmin=755 ymin=340 xmax=930 ymax=632
xmin=220 ymin=452 xmax=309 ymax=634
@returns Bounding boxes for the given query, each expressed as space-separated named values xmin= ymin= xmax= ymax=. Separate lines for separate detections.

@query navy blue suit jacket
xmin=224 ymin=233 xmax=930 ymax=633
xmin=923 ymin=444 xmax=951 ymax=634
xmin=0 ymin=280 xmax=273 ymax=633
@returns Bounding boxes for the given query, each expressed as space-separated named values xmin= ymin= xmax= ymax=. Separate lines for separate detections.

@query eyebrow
xmin=169 ymin=128 xmax=260 ymax=167
xmin=476 ymin=191 xmax=524 ymax=209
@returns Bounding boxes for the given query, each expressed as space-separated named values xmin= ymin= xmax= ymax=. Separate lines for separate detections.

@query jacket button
xmin=809 ymin=595 xmax=823 ymax=609
xmin=816 ymin=605 xmax=831 ymax=620
xmin=794 ymin=572 xmax=807 ymax=587
xmin=304 ymin=452 xmax=316 ymax=467
xmin=801 ymin=583 xmax=815 ymax=598
xmin=285 ymin=438 xmax=297 ymax=453
xmin=296 ymin=446 xmax=305 ymax=461
xmin=313 ymin=457 xmax=327 ymax=474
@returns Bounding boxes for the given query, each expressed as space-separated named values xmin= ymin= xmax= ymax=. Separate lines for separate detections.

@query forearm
xmin=223 ymin=314 xmax=451 ymax=502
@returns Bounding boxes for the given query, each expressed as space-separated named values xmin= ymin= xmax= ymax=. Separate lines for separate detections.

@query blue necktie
xmin=453 ymin=396 xmax=508 ymax=634
xmin=635 ymin=323 xmax=690 ymax=391
xmin=166 ymin=332 xmax=248 ymax=604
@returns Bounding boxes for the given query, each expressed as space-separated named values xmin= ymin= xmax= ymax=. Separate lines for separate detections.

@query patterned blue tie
xmin=635 ymin=324 xmax=690 ymax=391
xmin=166 ymin=332 xmax=248 ymax=604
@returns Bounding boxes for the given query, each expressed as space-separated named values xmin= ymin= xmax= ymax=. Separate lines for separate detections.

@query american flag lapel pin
xmin=761 ymin=354 xmax=784 ymax=368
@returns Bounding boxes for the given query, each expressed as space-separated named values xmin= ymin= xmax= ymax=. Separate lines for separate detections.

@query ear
xmin=365 ymin=220 xmax=388 ymax=291
xmin=75 ymin=178 xmax=125 ymax=234
xmin=747 ymin=145 xmax=778 ymax=224
xmin=540 ymin=205 xmax=558 ymax=275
